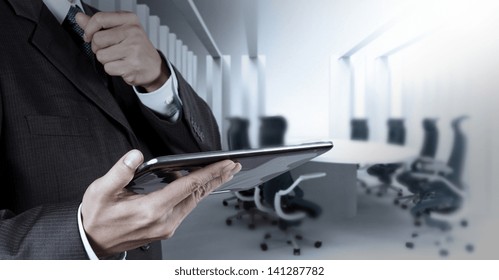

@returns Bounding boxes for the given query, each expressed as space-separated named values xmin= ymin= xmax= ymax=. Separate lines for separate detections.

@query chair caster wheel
xmin=248 ymin=224 xmax=255 ymax=230
xmin=296 ymin=235 xmax=303 ymax=240
xmin=264 ymin=233 xmax=271 ymax=239
xmin=365 ymin=189 xmax=371 ymax=195
xmin=461 ymin=220 xmax=469 ymax=227
xmin=376 ymin=192 xmax=383 ymax=197
xmin=286 ymin=240 xmax=292 ymax=245
xmin=405 ymin=242 xmax=414 ymax=249
xmin=466 ymin=244 xmax=474 ymax=253
xmin=401 ymin=204 xmax=408 ymax=210
xmin=414 ymin=221 xmax=422 ymax=227
xmin=293 ymin=249 xmax=301 ymax=256
xmin=222 ymin=201 xmax=228 ymax=206
xmin=226 ymin=219 xmax=232 ymax=226
xmin=314 ymin=241 xmax=322 ymax=248
xmin=439 ymin=249 xmax=449 ymax=257
xmin=394 ymin=199 xmax=399 ymax=205
xmin=411 ymin=232 xmax=419 ymax=238
xmin=397 ymin=192 xmax=403 ymax=197
xmin=260 ymin=243 xmax=268 ymax=251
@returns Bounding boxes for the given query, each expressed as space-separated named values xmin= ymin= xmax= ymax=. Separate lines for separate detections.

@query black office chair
xmin=223 ymin=117 xmax=267 ymax=229
xmin=395 ymin=118 xmax=439 ymax=208
xmin=351 ymin=118 xmax=369 ymax=141
xmin=222 ymin=117 xmax=251 ymax=208
xmin=350 ymin=119 xmax=370 ymax=189
xmin=402 ymin=117 xmax=472 ymax=257
xmin=364 ymin=119 xmax=406 ymax=197
xmin=255 ymin=116 xmax=325 ymax=256
xmin=226 ymin=117 xmax=251 ymax=151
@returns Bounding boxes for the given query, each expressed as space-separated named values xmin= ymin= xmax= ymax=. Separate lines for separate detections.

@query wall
xmin=258 ymin=0 xmax=408 ymax=142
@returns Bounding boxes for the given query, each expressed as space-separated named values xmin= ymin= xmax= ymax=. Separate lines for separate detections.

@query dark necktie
xmin=62 ymin=5 xmax=109 ymax=87
xmin=62 ymin=5 xmax=94 ymax=63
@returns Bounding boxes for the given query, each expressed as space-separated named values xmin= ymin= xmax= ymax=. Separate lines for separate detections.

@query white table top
xmin=312 ymin=139 xmax=418 ymax=165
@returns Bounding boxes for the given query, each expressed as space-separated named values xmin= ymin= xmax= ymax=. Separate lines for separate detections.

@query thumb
xmin=75 ymin=12 xmax=91 ymax=40
xmin=93 ymin=150 xmax=144 ymax=196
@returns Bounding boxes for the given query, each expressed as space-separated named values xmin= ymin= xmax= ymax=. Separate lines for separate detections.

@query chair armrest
xmin=274 ymin=173 xmax=326 ymax=221
xmin=253 ymin=187 xmax=275 ymax=214
xmin=235 ymin=190 xmax=255 ymax=202
xmin=410 ymin=173 xmax=465 ymax=197
xmin=413 ymin=158 xmax=453 ymax=175
xmin=276 ymin=173 xmax=326 ymax=197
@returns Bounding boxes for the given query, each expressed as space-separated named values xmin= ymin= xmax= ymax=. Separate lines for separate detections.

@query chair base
xmin=363 ymin=183 xmax=403 ymax=197
xmin=226 ymin=208 xmax=273 ymax=230
xmin=260 ymin=227 xmax=322 ymax=256
xmin=403 ymin=213 xmax=474 ymax=258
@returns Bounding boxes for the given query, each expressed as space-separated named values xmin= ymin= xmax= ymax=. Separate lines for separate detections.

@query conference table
xmin=290 ymin=139 xmax=418 ymax=220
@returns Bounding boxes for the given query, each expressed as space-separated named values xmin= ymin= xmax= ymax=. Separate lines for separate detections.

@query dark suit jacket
xmin=0 ymin=0 xmax=221 ymax=259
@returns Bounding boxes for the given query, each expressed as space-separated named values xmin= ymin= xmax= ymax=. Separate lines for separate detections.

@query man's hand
xmin=75 ymin=12 xmax=169 ymax=92
xmin=81 ymin=150 xmax=241 ymax=258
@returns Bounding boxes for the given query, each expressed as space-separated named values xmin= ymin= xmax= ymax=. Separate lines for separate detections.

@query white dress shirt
xmin=43 ymin=0 xmax=183 ymax=260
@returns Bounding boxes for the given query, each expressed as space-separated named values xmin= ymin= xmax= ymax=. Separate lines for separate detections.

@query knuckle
xmin=95 ymin=50 xmax=104 ymax=61
xmin=193 ymin=185 xmax=208 ymax=202
xmin=94 ymin=12 xmax=104 ymax=24
xmin=158 ymin=223 xmax=175 ymax=239
xmin=122 ymin=73 xmax=136 ymax=85
xmin=103 ymin=63 xmax=112 ymax=72
xmin=187 ymin=177 xmax=204 ymax=193
xmin=129 ymin=13 xmax=140 ymax=24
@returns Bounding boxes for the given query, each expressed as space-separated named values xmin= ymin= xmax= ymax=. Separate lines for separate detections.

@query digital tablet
xmin=126 ymin=141 xmax=333 ymax=194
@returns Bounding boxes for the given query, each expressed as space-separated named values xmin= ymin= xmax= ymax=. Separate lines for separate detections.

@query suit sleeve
xmin=0 ymin=202 xmax=88 ymax=259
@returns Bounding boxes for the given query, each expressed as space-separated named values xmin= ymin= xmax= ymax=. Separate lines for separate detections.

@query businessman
xmin=0 ymin=0 xmax=240 ymax=259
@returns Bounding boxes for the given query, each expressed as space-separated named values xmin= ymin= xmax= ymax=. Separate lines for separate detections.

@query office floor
xmin=162 ymin=188 xmax=499 ymax=260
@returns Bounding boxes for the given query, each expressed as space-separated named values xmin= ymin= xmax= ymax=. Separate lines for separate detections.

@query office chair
xmin=351 ymin=118 xmax=369 ymax=141
xmin=255 ymin=172 xmax=325 ymax=256
xmin=255 ymin=116 xmax=325 ymax=255
xmin=222 ymin=117 xmax=251 ymax=208
xmin=363 ymin=119 xmax=406 ymax=197
xmin=401 ymin=116 xmax=473 ymax=257
xmin=394 ymin=118 xmax=440 ymax=208
xmin=222 ymin=117 xmax=268 ymax=229
xmin=350 ymin=119 xmax=370 ymax=189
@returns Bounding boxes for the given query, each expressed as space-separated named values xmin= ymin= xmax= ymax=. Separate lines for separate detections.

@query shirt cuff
xmin=77 ymin=204 xmax=127 ymax=260
xmin=133 ymin=59 xmax=182 ymax=122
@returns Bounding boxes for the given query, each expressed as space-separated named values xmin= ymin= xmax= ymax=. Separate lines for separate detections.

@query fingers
xmin=90 ymin=26 xmax=128 ymax=54
xmin=147 ymin=162 xmax=241 ymax=240
xmin=77 ymin=12 xmax=139 ymax=43
xmin=91 ymin=149 xmax=144 ymax=197
xmin=157 ymin=160 xmax=241 ymax=207
xmin=75 ymin=12 xmax=90 ymax=33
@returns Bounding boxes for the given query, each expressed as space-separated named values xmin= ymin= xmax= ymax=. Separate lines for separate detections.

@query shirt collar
xmin=43 ymin=0 xmax=85 ymax=24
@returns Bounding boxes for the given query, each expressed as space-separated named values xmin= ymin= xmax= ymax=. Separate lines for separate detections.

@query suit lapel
xmin=8 ymin=0 xmax=134 ymax=136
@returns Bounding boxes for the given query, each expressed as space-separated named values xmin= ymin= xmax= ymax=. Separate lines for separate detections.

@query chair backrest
xmin=227 ymin=117 xmax=251 ymax=150
xmin=350 ymin=119 xmax=369 ymax=140
xmin=259 ymin=116 xmax=287 ymax=147
xmin=259 ymin=116 xmax=294 ymax=207
xmin=387 ymin=118 xmax=406 ymax=145
xmin=446 ymin=116 xmax=468 ymax=187
xmin=420 ymin=118 xmax=439 ymax=158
